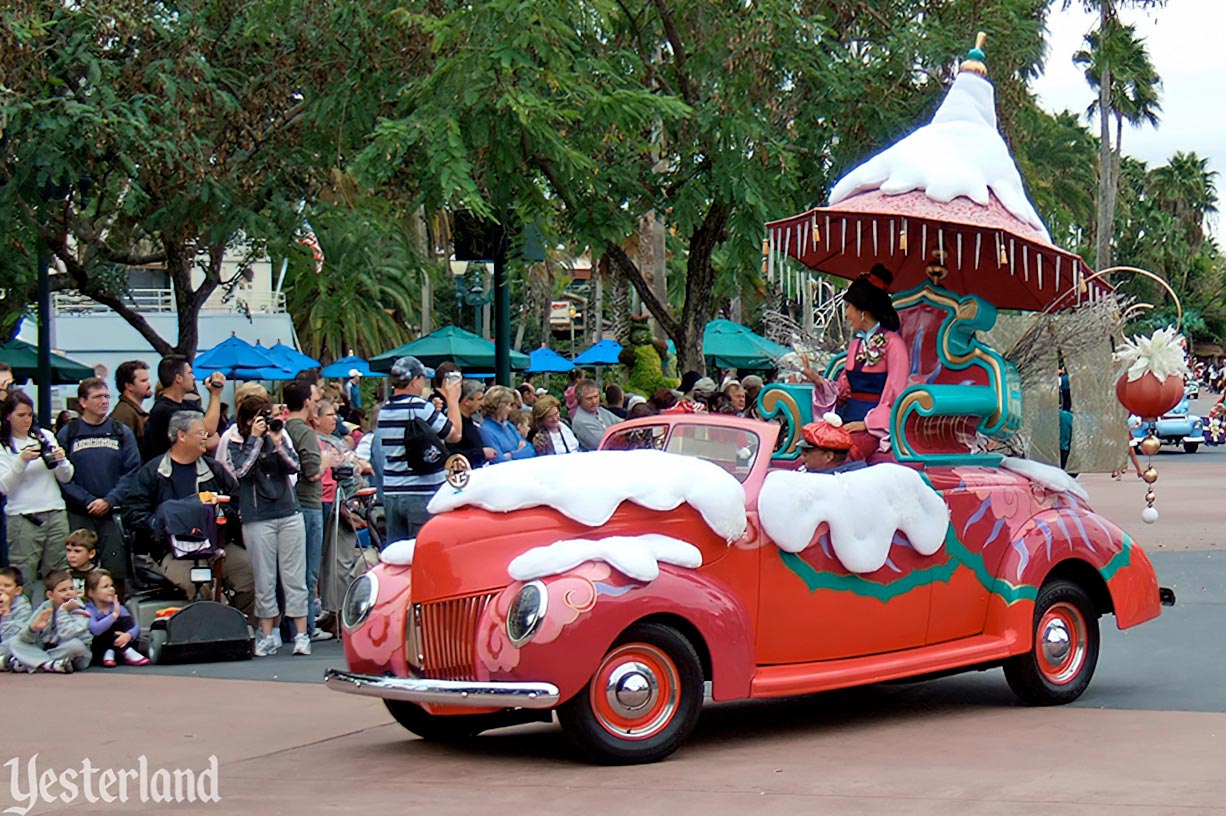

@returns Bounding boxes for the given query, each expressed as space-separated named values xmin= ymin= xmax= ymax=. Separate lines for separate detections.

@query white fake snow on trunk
xmin=508 ymin=534 xmax=703 ymax=583
xmin=426 ymin=449 xmax=748 ymax=542
xmin=757 ymin=464 xmax=950 ymax=574
xmin=1000 ymin=457 xmax=1089 ymax=501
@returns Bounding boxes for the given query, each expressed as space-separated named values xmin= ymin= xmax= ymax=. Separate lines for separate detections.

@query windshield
xmin=664 ymin=424 xmax=760 ymax=482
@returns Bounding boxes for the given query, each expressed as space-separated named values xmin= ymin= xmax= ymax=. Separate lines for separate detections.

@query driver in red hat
xmin=797 ymin=413 xmax=867 ymax=474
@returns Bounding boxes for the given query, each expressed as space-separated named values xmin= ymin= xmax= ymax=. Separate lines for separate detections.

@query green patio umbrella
xmin=0 ymin=338 xmax=96 ymax=384
xmin=702 ymin=319 xmax=792 ymax=370
xmin=371 ymin=326 xmax=530 ymax=372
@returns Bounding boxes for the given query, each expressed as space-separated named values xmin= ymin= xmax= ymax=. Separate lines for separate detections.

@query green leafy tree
xmin=0 ymin=0 xmax=391 ymax=357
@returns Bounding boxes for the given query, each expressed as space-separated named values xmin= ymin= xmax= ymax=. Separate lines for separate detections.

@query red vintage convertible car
xmin=326 ymin=37 xmax=1174 ymax=764
xmin=326 ymin=405 xmax=1171 ymax=764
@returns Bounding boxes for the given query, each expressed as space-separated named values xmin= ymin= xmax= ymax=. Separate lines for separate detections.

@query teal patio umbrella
xmin=702 ymin=319 xmax=791 ymax=369
xmin=372 ymin=326 xmax=530 ymax=372
xmin=0 ymin=339 xmax=95 ymax=384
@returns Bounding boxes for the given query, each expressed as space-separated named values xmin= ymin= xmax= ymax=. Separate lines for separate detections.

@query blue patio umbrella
xmin=526 ymin=347 xmax=574 ymax=374
xmin=702 ymin=319 xmax=791 ymax=369
xmin=195 ymin=336 xmax=294 ymax=380
xmin=573 ymin=339 xmax=624 ymax=366
xmin=321 ymin=356 xmax=386 ymax=379
xmin=266 ymin=342 xmax=320 ymax=376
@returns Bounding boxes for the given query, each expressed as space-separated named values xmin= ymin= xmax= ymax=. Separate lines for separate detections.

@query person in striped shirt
xmin=375 ymin=356 xmax=461 ymax=542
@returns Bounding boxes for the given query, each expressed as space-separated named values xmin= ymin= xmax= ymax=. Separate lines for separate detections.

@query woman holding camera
xmin=0 ymin=391 xmax=74 ymax=590
xmin=226 ymin=395 xmax=310 ymax=657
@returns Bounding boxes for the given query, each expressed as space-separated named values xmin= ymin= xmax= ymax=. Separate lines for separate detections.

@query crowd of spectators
xmin=0 ymin=348 xmax=762 ymax=673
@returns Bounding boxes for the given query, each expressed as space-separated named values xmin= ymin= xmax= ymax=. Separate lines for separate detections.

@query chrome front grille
xmin=409 ymin=592 xmax=499 ymax=681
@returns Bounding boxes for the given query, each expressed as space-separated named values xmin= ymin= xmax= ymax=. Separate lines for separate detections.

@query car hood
xmin=409 ymin=503 xmax=735 ymax=603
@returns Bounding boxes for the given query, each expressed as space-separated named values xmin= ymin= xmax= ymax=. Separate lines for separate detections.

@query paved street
xmin=5 ymin=424 xmax=1226 ymax=815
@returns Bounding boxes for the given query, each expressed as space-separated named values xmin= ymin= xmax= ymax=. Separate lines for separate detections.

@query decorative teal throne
xmin=760 ymin=282 xmax=1022 ymax=466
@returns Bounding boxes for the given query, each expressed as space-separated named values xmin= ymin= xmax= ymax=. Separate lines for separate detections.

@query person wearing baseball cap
xmin=346 ymin=369 xmax=363 ymax=409
xmin=797 ymin=413 xmax=865 ymax=474
xmin=376 ymin=355 xmax=462 ymax=541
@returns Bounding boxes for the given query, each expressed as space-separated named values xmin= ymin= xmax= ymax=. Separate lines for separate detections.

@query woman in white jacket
xmin=0 ymin=391 xmax=74 ymax=590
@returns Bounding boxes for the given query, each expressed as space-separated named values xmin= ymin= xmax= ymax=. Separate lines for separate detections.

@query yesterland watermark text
xmin=4 ymin=754 xmax=219 ymax=814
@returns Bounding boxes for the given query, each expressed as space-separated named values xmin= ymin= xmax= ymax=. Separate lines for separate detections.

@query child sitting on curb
xmin=65 ymin=529 xmax=99 ymax=601
xmin=0 ymin=567 xmax=34 ymax=670
xmin=83 ymin=570 xmax=148 ymax=667
xmin=5 ymin=570 xmax=92 ymax=673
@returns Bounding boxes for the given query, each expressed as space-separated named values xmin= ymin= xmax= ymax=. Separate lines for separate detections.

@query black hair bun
xmin=869 ymin=263 xmax=893 ymax=287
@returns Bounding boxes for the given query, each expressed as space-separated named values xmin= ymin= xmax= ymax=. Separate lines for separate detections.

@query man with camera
xmin=56 ymin=377 xmax=141 ymax=599
xmin=376 ymin=356 xmax=462 ymax=542
xmin=142 ymin=356 xmax=226 ymax=463
xmin=123 ymin=411 xmax=255 ymax=620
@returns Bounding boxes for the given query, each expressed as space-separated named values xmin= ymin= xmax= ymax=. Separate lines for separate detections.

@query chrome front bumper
xmin=324 ymin=668 xmax=560 ymax=709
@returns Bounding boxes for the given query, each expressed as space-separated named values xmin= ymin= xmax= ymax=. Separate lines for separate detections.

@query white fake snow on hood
xmin=508 ymin=534 xmax=702 ymax=583
xmin=380 ymin=539 xmax=416 ymax=566
xmin=828 ymin=72 xmax=1050 ymax=241
xmin=758 ymin=464 xmax=949 ymax=574
xmin=1001 ymin=457 xmax=1089 ymax=501
xmin=426 ymin=449 xmax=748 ymax=542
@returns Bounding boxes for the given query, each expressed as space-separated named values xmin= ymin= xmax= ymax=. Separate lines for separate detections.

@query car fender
xmin=475 ymin=563 xmax=754 ymax=705
xmin=985 ymin=506 xmax=1160 ymax=648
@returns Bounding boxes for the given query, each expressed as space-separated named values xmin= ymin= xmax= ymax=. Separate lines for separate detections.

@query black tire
xmin=147 ymin=629 xmax=167 ymax=664
xmin=558 ymin=622 xmax=704 ymax=765
xmin=1004 ymin=579 xmax=1100 ymax=706
xmin=1184 ymin=442 xmax=1199 ymax=454
xmin=383 ymin=700 xmax=491 ymax=742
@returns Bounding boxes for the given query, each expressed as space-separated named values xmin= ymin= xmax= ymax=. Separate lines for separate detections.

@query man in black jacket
xmin=124 ymin=411 xmax=254 ymax=621
xmin=57 ymin=377 xmax=141 ymax=600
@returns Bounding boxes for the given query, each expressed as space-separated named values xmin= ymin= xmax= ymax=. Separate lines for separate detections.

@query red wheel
xmin=588 ymin=642 xmax=682 ymax=741
xmin=559 ymin=623 xmax=703 ymax=764
xmin=1034 ymin=602 xmax=1089 ymax=685
xmin=1004 ymin=580 xmax=1100 ymax=705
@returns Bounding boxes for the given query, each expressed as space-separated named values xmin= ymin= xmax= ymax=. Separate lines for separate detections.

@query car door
xmin=753 ymin=466 xmax=932 ymax=664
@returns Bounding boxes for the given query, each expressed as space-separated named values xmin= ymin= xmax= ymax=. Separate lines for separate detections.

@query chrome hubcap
xmin=1041 ymin=618 xmax=1071 ymax=665
xmin=605 ymin=662 xmax=659 ymax=716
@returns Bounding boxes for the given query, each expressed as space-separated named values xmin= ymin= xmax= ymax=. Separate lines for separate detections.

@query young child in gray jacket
xmin=4 ymin=569 xmax=92 ymax=673
xmin=0 ymin=566 xmax=33 ymax=667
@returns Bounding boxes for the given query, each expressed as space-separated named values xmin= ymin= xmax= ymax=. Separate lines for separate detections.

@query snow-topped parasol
xmin=765 ymin=34 xmax=1111 ymax=311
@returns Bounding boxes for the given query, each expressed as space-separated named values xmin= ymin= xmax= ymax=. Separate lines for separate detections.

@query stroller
xmin=120 ymin=496 xmax=252 ymax=663
xmin=318 ymin=479 xmax=382 ymax=630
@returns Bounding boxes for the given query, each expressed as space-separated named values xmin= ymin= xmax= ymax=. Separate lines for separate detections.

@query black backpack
xmin=401 ymin=402 xmax=447 ymax=475
xmin=64 ymin=417 xmax=126 ymax=450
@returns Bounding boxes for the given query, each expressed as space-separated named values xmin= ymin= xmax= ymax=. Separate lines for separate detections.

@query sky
xmin=1032 ymin=0 xmax=1226 ymax=203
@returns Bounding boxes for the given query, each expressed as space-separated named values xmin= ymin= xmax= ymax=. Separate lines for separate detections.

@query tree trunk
xmin=1094 ymin=3 xmax=1115 ymax=272
xmin=675 ymin=201 xmax=732 ymax=375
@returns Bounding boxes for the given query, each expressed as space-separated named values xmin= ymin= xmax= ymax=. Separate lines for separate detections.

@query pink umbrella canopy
xmin=766 ymin=37 xmax=1111 ymax=312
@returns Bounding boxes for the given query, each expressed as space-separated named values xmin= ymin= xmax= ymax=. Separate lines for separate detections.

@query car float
xmin=325 ymin=36 xmax=1176 ymax=764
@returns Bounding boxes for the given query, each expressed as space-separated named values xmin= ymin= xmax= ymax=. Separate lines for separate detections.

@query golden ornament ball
xmin=1139 ymin=436 xmax=1162 ymax=457
xmin=1142 ymin=467 xmax=1159 ymax=484
xmin=1145 ymin=490 xmax=1156 ymax=504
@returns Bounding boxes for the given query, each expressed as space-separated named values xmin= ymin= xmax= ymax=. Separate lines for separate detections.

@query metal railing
xmin=53 ymin=288 xmax=287 ymax=315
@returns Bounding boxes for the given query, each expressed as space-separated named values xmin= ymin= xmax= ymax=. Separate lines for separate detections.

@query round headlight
xmin=506 ymin=581 xmax=548 ymax=646
xmin=342 ymin=572 xmax=380 ymax=631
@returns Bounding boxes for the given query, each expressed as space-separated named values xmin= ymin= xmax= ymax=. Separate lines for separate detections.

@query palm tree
xmin=1147 ymin=151 xmax=1219 ymax=257
xmin=1073 ymin=17 xmax=1163 ymax=270
xmin=286 ymin=198 xmax=424 ymax=363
